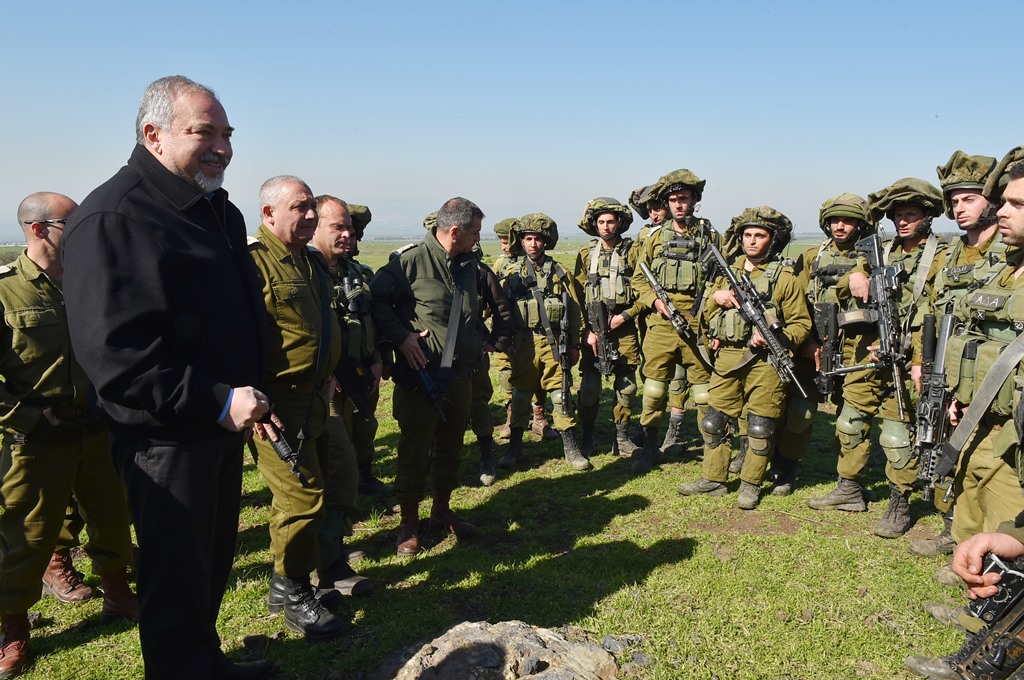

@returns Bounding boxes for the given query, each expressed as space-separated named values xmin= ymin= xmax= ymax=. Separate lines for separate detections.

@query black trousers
xmin=112 ymin=432 xmax=244 ymax=680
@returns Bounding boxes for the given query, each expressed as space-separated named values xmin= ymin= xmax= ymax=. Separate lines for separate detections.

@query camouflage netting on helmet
xmin=422 ymin=210 xmax=438 ymax=231
xmin=818 ymin=192 xmax=875 ymax=235
xmin=629 ymin=185 xmax=655 ymax=220
xmin=984 ymin=145 xmax=1024 ymax=204
xmin=348 ymin=204 xmax=372 ymax=239
xmin=936 ymin=150 xmax=998 ymax=218
xmin=510 ymin=212 xmax=558 ymax=256
xmin=650 ymin=168 xmax=706 ymax=203
xmin=723 ymin=205 xmax=793 ymax=258
xmin=867 ymin=178 xmax=943 ymax=223
xmin=493 ymin=217 xmax=518 ymax=238
xmin=577 ymin=197 xmax=634 ymax=237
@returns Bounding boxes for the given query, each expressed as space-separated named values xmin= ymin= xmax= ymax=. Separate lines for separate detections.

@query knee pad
xmin=579 ymin=371 xmax=601 ymax=408
xmin=835 ymin=404 xmax=868 ymax=450
xmin=700 ymin=406 xmax=730 ymax=448
xmin=785 ymin=397 xmax=816 ymax=435
xmin=643 ymin=378 xmax=668 ymax=401
xmin=614 ymin=370 xmax=637 ymax=408
xmin=880 ymin=419 xmax=913 ymax=469
xmin=691 ymin=382 xmax=710 ymax=407
xmin=747 ymin=413 xmax=776 ymax=455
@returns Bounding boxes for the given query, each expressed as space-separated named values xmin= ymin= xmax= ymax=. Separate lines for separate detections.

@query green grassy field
xmin=17 ymin=236 xmax=964 ymax=679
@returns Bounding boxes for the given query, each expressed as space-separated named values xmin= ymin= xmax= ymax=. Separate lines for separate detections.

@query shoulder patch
xmin=389 ymin=242 xmax=418 ymax=262
xmin=0 ymin=265 xmax=13 ymax=277
xmin=246 ymin=235 xmax=261 ymax=249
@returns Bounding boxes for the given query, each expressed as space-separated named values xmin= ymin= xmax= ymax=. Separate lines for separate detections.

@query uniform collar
xmin=257 ymin=223 xmax=305 ymax=265
xmin=127 ymin=144 xmax=230 ymax=212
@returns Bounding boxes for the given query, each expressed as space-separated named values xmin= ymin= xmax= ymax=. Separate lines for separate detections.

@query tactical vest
xmin=885 ymin=238 xmax=938 ymax=336
xmin=933 ymin=235 xmax=1009 ymax=313
xmin=708 ymin=261 xmax=786 ymax=346
xmin=945 ymin=259 xmax=1024 ymax=415
xmin=583 ymin=238 xmax=635 ymax=310
xmin=501 ymin=256 xmax=571 ymax=333
xmin=808 ymin=242 xmax=860 ymax=305
xmin=648 ymin=219 xmax=715 ymax=296
xmin=331 ymin=258 xmax=375 ymax=361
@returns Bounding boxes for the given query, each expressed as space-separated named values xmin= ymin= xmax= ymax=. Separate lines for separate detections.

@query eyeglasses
xmin=22 ymin=219 xmax=67 ymax=226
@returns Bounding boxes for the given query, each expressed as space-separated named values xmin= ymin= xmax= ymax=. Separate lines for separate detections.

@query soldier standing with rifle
xmin=630 ymin=169 xmax=719 ymax=475
xmin=678 ymin=207 xmax=810 ymax=509
xmin=496 ymin=214 xmax=585 ymax=471
xmin=573 ymin=198 xmax=642 ymax=458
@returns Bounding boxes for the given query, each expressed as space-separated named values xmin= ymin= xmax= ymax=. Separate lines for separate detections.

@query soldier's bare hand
xmin=803 ymin=340 xmax=821 ymax=361
xmin=654 ymin=299 xmax=670 ymax=320
xmin=849 ymin=272 xmax=870 ymax=302
xmin=370 ymin=363 xmax=382 ymax=392
xmin=399 ymin=329 xmax=430 ymax=369
xmin=749 ymin=329 xmax=767 ymax=349
xmin=712 ymin=289 xmax=739 ymax=308
xmin=948 ymin=398 xmax=963 ymax=426
xmin=609 ymin=313 xmax=626 ymax=331
xmin=911 ymin=364 xmax=923 ymax=393
xmin=219 ymin=386 xmax=271 ymax=432
xmin=252 ymin=412 xmax=285 ymax=441
xmin=953 ymin=532 xmax=1024 ymax=599
xmin=584 ymin=330 xmax=598 ymax=355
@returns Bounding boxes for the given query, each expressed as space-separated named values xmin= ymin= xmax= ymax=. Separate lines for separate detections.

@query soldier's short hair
xmin=258 ymin=175 xmax=310 ymax=210
xmin=315 ymin=194 xmax=348 ymax=213
xmin=436 ymin=197 xmax=484 ymax=233
xmin=136 ymin=75 xmax=218 ymax=144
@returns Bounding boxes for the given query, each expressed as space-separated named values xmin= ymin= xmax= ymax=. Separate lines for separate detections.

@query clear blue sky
xmin=1 ymin=0 xmax=1020 ymax=242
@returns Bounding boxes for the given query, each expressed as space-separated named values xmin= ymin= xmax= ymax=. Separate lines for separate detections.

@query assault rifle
xmin=637 ymin=260 xmax=713 ymax=372
xmin=251 ymin=415 xmax=310 ymax=487
xmin=585 ymin=277 xmax=619 ymax=376
xmin=854 ymin=233 xmax=908 ymax=420
xmin=812 ymin=302 xmax=841 ymax=398
xmin=916 ymin=313 xmax=956 ymax=502
xmin=334 ymin=356 xmax=375 ymax=419
xmin=558 ymin=290 xmax=572 ymax=416
xmin=391 ymin=339 xmax=447 ymax=422
xmin=704 ymin=243 xmax=810 ymax=399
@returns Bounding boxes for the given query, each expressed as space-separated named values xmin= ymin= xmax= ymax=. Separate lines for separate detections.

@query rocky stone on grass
xmin=378 ymin=619 xmax=620 ymax=679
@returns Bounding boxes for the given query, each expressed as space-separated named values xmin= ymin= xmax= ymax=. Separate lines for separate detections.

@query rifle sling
xmin=439 ymin=283 xmax=464 ymax=370
xmin=525 ymin=258 xmax=562 ymax=363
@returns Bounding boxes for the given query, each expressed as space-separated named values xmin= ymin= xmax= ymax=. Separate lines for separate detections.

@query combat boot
xmin=497 ymin=428 xmax=525 ymax=469
xmin=314 ymin=557 xmax=374 ymax=597
xmin=277 ymin=576 xmax=347 ymax=640
xmin=0 ymin=613 xmax=29 ymax=678
xmin=904 ymin=655 xmax=959 ymax=680
xmin=770 ymin=456 xmax=798 ymax=496
xmin=631 ymin=426 xmax=662 ymax=474
xmin=872 ymin=483 xmax=913 ymax=538
xmin=737 ymin=481 xmax=762 ymax=510
xmin=396 ymin=502 xmax=420 ymax=556
xmin=678 ymin=477 xmax=728 ymax=496
xmin=580 ymin=421 xmax=595 ymax=459
xmin=531 ymin=404 xmax=558 ymax=440
xmin=806 ymin=477 xmax=867 ymax=512
xmin=660 ymin=413 xmax=685 ymax=457
xmin=357 ymin=464 xmax=392 ymax=497
xmin=729 ymin=436 xmax=748 ymax=474
xmin=99 ymin=568 xmax=139 ymax=623
xmin=427 ymin=489 xmax=478 ymax=540
xmin=41 ymin=549 xmax=96 ymax=604
xmin=910 ymin=512 xmax=955 ymax=557
xmin=478 ymin=437 xmax=497 ymax=486
xmin=614 ymin=422 xmax=637 ymax=457
xmin=922 ymin=602 xmax=966 ymax=632
xmin=496 ymin=402 xmax=512 ymax=440
xmin=561 ymin=429 xmax=591 ymax=471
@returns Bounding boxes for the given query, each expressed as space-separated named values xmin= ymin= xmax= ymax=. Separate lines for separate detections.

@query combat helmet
xmin=936 ymin=150 xmax=998 ymax=224
xmin=818 ymin=193 xmax=875 ymax=241
xmin=867 ymin=178 xmax=943 ymax=236
xmin=650 ymin=168 xmax=706 ymax=204
xmin=725 ymin=206 xmax=793 ymax=261
xmin=629 ymin=184 xmax=663 ymax=221
xmin=578 ymin=197 xmax=634 ymax=237
xmin=422 ymin=210 xmax=438 ymax=231
xmin=984 ymin=145 xmax=1024 ymax=204
xmin=493 ymin=217 xmax=519 ymax=239
xmin=510 ymin=212 xmax=558 ymax=257
xmin=348 ymin=204 xmax=372 ymax=240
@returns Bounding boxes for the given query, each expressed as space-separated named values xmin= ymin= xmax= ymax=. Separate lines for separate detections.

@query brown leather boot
xmin=428 ymin=489 xmax=478 ymax=540
xmin=99 ymin=568 xmax=139 ymax=623
xmin=41 ymin=549 xmax=96 ymax=604
xmin=496 ymin=402 xmax=512 ymax=440
xmin=530 ymin=404 xmax=558 ymax=440
xmin=396 ymin=503 xmax=420 ymax=556
xmin=0 ymin=613 xmax=30 ymax=678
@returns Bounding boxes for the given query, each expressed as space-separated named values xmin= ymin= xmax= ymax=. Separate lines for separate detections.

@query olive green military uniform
xmin=631 ymin=220 xmax=719 ymax=430
xmin=249 ymin=225 xmax=342 ymax=579
xmin=500 ymin=254 xmax=582 ymax=431
xmin=491 ymin=252 xmax=514 ymax=400
xmin=699 ymin=256 xmax=811 ymax=486
xmin=943 ymin=249 xmax=1024 ymax=542
xmin=574 ymin=238 xmax=642 ymax=424
xmin=0 ymin=252 xmax=133 ymax=613
xmin=370 ymin=230 xmax=483 ymax=505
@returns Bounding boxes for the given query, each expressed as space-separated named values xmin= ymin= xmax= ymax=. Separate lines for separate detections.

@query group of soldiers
xmin=4 ymin=73 xmax=1024 ymax=680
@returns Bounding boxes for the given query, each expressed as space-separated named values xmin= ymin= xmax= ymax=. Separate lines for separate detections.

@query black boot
xmin=614 ymin=422 xmax=638 ymax=457
xmin=561 ymin=429 xmax=591 ymax=471
xmin=270 ymin=574 xmax=348 ymax=640
xmin=358 ymin=464 xmax=392 ymax=496
xmin=580 ymin=421 xmax=595 ymax=459
xmin=729 ymin=436 xmax=748 ymax=474
xmin=770 ymin=456 xmax=798 ymax=496
xmin=498 ymin=427 xmax=524 ymax=468
xmin=479 ymin=437 xmax=496 ymax=486
xmin=872 ymin=483 xmax=913 ymax=538
xmin=660 ymin=413 xmax=685 ymax=456
xmin=632 ymin=426 xmax=662 ymax=474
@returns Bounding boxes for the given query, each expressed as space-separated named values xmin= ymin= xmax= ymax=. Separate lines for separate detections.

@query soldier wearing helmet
xmin=630 ymin=169 xmax=720 ymax=475
xmin=831 ymin=178 xmax=946 ymax=539
xmin=572 ymin=198 xmax=642 ymax=459
xmin=678 ymin=207 xmax=810 ymax=510
xmin=495 ymin=214 xmax=586 ymax=471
